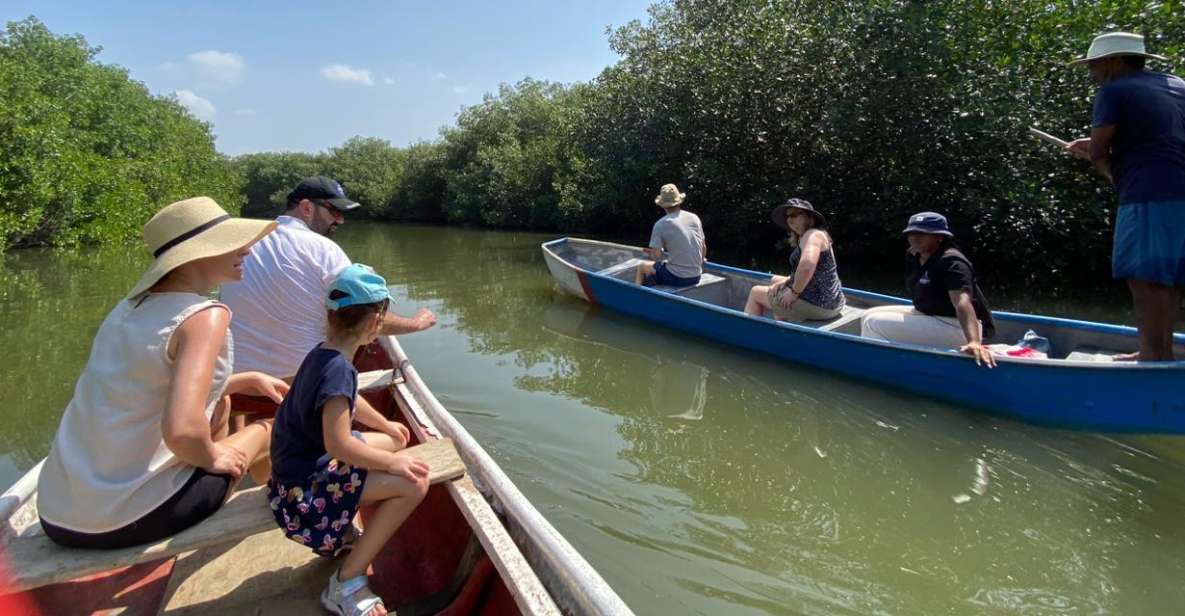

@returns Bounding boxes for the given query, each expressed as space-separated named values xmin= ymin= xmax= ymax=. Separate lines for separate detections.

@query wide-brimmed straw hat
xmin=1068 ymin=32 xmax=1167 ymax=66
xmin=771 ymin=198 xmax=827 ymax=231
xmin=654 ymin=184 xmax=686 ymax=208
xmin=126 ymin=197 xmax=277 ymax=298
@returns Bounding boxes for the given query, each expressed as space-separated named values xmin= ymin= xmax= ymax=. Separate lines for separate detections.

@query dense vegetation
xmin=6 ymin=3 xmax=1185 ymax=286
xmin=0 ymin=17 xmax=240 ymax=250
xmin=232 ymin=1 xmax=1185 ymax=287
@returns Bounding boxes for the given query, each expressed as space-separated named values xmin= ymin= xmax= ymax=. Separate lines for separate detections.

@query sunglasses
xmin=314 ymin=199 xmax=347 ymax=216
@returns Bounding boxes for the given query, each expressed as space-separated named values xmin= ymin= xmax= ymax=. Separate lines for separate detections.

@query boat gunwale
xmin=380 ymin=334 xmax=634 ymax=616
xmin=545 ymin=236 xmax=1185 ymax=371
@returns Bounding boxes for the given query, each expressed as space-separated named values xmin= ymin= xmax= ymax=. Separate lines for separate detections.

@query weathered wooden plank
xmin=3 ymin=438 xmax=464 ymax=593
xmin=358 ymin=368 xmax=400 ymax=393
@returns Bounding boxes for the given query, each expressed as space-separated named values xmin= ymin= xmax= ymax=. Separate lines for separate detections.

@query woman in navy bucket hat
xmin=859 ymin=212 xmax=998 ymax=367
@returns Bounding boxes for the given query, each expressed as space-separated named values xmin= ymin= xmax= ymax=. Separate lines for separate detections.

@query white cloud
xmin=434 ymin=72 xmax=448 ymax=80
xmin=321 ymin=64 xmax=374 ymax=86
xmin=452 ymin=85 xmax=469 ymax=94
xmin=233 ymin=108 xmax=257 ymax=116
xmin=175 ymin=89 xmax=216 ymax=119
xmin=383 ymin=76 xmax=396 ymax=86
xmin=187 ymin=50 xmax=245 ymax=84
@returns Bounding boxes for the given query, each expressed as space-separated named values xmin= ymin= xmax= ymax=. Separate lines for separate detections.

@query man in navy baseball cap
xmin=287 ymin=176 xmax=362 ymax=222
xmin=221 ymin=175 xmax=436 ymax=386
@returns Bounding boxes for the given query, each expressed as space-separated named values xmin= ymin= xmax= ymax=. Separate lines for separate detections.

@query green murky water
xmin=2 ymin=223 xmax=1183 ymax=614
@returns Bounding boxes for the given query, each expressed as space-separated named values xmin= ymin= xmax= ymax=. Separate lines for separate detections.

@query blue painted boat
xmin=542 ymin=237 xmax=1185 ymax=434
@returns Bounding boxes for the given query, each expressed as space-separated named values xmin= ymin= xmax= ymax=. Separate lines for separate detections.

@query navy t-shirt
xmin=270 ymin=346 xmax=358 ymax=484
xmin=905 ymin=248 xmax=996 ymax=338
xmin=1092 ymin=70 xmax=1185 ymax=204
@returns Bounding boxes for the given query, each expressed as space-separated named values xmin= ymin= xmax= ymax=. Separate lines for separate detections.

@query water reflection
xmin=363 ymin=227 xmax=1185 ymax=615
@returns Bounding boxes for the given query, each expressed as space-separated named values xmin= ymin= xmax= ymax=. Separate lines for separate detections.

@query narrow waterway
xmin=2 ymin=223 xmax=1183 ymax=614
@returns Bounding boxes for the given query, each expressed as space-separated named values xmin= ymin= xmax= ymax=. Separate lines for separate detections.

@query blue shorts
xmin=1113 ymin=202 xmax=1185 ymax=286
xmin=645 ymin=261 xmax=701 ymax=288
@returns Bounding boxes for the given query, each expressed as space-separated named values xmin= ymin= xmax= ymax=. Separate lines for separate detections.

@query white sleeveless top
xmin=37 ymin=293 xmax=233 ymax=533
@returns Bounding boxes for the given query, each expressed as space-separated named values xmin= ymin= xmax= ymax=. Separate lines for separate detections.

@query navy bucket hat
xmin=902 ymin=212 xmax=954 ymax=237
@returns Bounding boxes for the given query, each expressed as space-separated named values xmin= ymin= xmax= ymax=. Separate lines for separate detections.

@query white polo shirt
xmin=220 ymin=216 xmax=351 ymax=378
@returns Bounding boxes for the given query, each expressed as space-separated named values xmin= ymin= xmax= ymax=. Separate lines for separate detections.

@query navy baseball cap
xmin=327 ymin=264 xmax=390 ymax=310
xmin=902 ymin=211 xmax=953 ymax=237
xmin=287 ymin=176 xmax=361 ymax=212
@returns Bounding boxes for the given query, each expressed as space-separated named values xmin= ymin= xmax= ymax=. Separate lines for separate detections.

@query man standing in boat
xmin=221 ymin=176 xmax=436 ymax=404
xmin=1066 ymin=32 xmax=1185 ymax=361
xmin=635 ymin=183 xmax=707 ymax=288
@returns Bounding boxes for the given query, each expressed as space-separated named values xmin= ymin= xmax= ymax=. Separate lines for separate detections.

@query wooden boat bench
xmin=1 ymin=428 xmax=466 ymax=593
xmin=654 ymin=272 xmax=726 ymax=295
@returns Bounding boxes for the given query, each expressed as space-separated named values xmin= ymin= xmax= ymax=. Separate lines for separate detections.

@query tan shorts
xmin=768 ymin=286 xmax=844 ymax=322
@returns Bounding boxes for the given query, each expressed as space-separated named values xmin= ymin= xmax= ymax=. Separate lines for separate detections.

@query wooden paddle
xmin=1028 ymin=127 xmax=1070 ymax=149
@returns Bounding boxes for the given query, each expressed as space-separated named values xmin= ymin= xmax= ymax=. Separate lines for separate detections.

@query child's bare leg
xmin=359 ymin=432 xmax=402 ymax=453
xmin=216 ymin=417 xmax=273 ymax=485
xmin=338 ymin=472 xmax=429 ymax=580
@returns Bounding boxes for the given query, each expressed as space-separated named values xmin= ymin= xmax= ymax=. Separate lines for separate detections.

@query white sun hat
xmin=126 ymin=197 xmax=277 ymax=298
xmin=1068 ymin=32 xmax=1167 ymax=66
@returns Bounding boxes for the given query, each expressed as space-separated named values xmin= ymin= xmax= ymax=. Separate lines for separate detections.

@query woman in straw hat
xmin=744 ymin=198 xmax=846 ymax=322
xmin=1065 ymin=32 xmax=1185 ymax=361
xmin=36 ymin=197 xmax=289 ymax=549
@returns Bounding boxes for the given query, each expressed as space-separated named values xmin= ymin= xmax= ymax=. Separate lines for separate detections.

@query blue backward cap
xmin=327 ymin=263 xmax=390 ymax=310
xmin=902 ymin=211 xmax=953 ymax=237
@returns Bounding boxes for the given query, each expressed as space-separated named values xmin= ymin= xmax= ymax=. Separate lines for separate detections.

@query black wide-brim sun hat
xmin=771 ymin=198 xmax=827 ymax=231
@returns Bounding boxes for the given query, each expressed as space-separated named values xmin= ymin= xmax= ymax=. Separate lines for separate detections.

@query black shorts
xmin=40 ymin=468 xmax=232 ymax=549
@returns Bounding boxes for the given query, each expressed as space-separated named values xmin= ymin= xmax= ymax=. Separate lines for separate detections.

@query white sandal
xmin=321 ymin=568 xmax=389 ymax=616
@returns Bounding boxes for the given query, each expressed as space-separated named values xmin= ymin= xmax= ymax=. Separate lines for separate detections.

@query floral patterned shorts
xmin=268 ymin=458 xmax=368 ymax=556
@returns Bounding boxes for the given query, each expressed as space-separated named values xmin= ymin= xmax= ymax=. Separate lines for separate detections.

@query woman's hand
xmin=960 ymin=341 xmax=997 ymax=369
xmin=387 ymin=451 xmax=430 ymax=483
xmin=205 ymin=442 xmax=249 ymax=478
xmin=778 ymin=288 xmax=799 ymax=310
xmin=230 ymin=371 xmax=290 ymax=403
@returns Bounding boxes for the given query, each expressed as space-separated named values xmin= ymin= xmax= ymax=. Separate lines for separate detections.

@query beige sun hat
xmin=126 ymin=197 xmax=277 ymax=298
xmin=1068 ymin=32 xmax=1167 ymax=66
xmin=654 ymin=183 xmax=686 ymax=208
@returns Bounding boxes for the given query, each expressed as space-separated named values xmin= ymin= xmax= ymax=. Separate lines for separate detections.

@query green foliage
xmin=234 ymin=151 xmax=326 ymax=218
xmin=19 ymin=4 xmax=1185 ymax=288
xmin=572 ymin=0 xmax=1185 ymax=286
xmin=0 ymin=17 xmax=242 ymax=250
xmin=239 ymin=0 xmax=1184 ymax=287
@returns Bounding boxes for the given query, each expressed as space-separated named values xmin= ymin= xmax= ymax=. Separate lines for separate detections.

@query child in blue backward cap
xmin=267 ymin=263 xmax=430 ymax=616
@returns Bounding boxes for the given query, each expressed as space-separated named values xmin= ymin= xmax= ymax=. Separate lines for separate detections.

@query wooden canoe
xmin=0 ymin=334 xmax=632 ymax=615
xmin=542 ymin=237 xmax=1185 ymax=434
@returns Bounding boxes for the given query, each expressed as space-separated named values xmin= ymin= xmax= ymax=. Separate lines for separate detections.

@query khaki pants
xmin=859 ymin=305 xmax=980 ymax=349
xmin=768 ymin=286 xmax=844 ymax=322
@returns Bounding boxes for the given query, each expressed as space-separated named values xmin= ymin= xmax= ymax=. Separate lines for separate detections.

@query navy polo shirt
xmin=1092 ymin=70 xmax=1185 ymax=205
xmin=270 ymin=345 xmax=358 ymax=484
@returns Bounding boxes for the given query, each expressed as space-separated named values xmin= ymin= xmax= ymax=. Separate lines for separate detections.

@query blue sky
xmin=2 ymin=1 xmax=654 ymax=155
